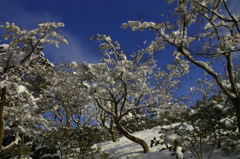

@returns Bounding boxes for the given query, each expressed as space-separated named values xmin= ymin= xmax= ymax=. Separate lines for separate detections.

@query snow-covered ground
xmin=100 ymin=125 xmax=240 ymax=159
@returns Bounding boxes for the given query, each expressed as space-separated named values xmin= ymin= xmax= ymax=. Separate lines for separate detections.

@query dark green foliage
xmin=152 ymin=94 xmax=240 ymax=159
xmin=182 ymin=95 xmax=237 ymax=149
xmin=0 ymin=135 xmax=33 ymax=158
xmin=31 ymin=126 xmax=107 ymax=158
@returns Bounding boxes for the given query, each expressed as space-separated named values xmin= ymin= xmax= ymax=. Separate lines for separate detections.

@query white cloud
xmin=44 ymin=31 xmax=101 ymax=64
xmin=0 ymin=0 xmax=100 ymax=64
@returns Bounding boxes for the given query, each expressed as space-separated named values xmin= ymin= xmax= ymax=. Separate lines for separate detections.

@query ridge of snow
xmin=100 ymin=124 xmax=239 ymax=159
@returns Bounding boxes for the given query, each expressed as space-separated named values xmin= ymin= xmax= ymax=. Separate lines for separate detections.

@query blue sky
xmin=0 ymin=0 xmax=177 ymax=63
xmin=0 ymin=0 xmax=239 ymax=63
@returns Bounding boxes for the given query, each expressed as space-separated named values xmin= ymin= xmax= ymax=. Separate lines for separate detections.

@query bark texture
xmin=115 ymin=119 xmax=149 ymax=153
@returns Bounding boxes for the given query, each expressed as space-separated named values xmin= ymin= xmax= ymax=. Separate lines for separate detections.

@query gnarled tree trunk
xmin=115 ymin=119 xmax=149 ymax=153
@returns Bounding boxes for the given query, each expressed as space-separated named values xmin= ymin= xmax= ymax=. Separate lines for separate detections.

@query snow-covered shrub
xmin=163 ymin=132 xmax=183 ymax=149
xmin=151 ymin=126 xmax=185 ymax=159
xmin=180 ymin=98 xmax=238 ymax=158
xmin=152 ymin=94 xmax=240 ymax=159
xmin=31 ymin=144 xmax=58 ymax=159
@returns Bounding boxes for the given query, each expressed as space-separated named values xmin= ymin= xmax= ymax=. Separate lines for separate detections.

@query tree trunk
xmin=232 ymin=96 xmax=240 ymax=134
xmin=18 ymin=134 xmax=25 ymax=159
xmin=109 ymin=127 xmax=117 ymax=142
xmin=64 ymin=111 xmax=71 ymax=137
xmin=102 ymin=122 xmax=117 ymax=142
xmin=0 ymin=88 xmax=6 ymax=150
xmin=102 ymin=117 xmax=117 ymax=142
xmin=115 ymin=119 xmax=149 ymax=153
xmin=110 ymin=117 xmax=117 ymax=142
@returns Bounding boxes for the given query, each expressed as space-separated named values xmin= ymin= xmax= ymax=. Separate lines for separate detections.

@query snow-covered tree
xmin=0 ymin=22 xmax=68 ymax=155
xmin=44 ymin=61 xmax=97 ymax=136
xmin=153 ymin=92 xmax=239 ymax=159
xmin=120 ymin=64 xmax=186 ymax=130
xmin=122 ymin=0 xmax=240 ymax=133
xmin=81 ymin=34 xmax=184 ymax=153
xmin=38 ymin=60 xmax=104 ymax=158
xmin=152 ymin=75 xmax=239 ymax=159
xmin=0 ymin=59 xmax=56 ymax=158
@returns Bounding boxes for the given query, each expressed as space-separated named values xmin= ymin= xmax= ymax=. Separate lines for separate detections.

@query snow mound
xmin=100 ymin=126 xmax=175 ymax=159
xmin=99 ymin=125 xmax=240 ymax=159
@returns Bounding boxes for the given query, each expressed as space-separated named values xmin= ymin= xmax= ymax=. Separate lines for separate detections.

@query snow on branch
xmin=0 ymin=22 xmax=68 ymax=73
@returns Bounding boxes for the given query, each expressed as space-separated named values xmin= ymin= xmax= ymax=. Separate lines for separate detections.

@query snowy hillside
xmin=100 ymin=125 xmax=240 ymax=159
